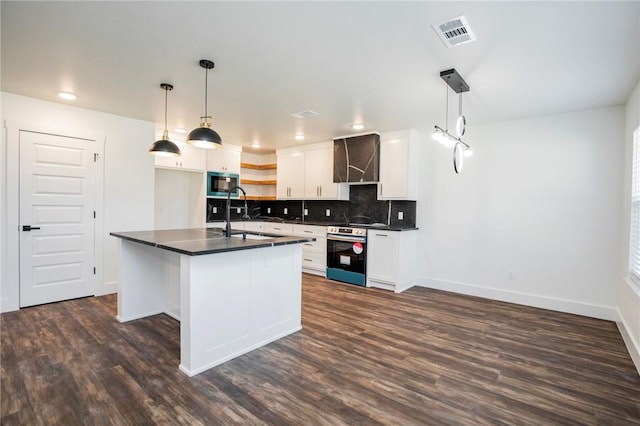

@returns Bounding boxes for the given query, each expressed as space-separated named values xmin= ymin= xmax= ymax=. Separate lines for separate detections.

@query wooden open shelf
xmin=241 ymin=179 xmax=277 ymax=185
xmin=240 ymin=162 xmax=277 ymax=170
xmin=245 ymin=195 xmax=277 ymax=201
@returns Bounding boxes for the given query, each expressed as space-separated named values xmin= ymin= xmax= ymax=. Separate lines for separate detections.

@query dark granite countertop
xmin=110 ymin=228 xmax=314 ymax=256
xmin=207 ymin=218 xmax=418 ymax=231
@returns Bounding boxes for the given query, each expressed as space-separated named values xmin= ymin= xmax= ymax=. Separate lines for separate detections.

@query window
xmin=629 ymin=127 xmax=640 ymax=284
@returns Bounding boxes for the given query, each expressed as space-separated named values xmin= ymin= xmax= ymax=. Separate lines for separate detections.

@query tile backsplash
xmin=206 ymin=184 xmax=416 ymax=227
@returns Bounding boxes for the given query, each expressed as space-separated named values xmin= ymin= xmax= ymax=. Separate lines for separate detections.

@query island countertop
xmin=110 ymin=228 xmax=314 ymax=256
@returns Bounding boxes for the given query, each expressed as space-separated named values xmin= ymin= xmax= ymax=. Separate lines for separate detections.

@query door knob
xmin=22 ymin=225 xmax=41 ymax=231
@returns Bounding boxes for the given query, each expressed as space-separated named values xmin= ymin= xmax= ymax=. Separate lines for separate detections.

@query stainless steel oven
xmin=326 ymin=226 xmax=367 ymax=286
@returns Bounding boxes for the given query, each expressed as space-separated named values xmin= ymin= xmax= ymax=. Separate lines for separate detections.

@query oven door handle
xmin=327 ymin=235 xmax=366 ymax=243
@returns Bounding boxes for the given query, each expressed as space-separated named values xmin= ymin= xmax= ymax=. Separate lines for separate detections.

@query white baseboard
xmin=95 ymin=280 xmax=117 ymax=296
xmin=416 ymin=276 xmax=617 ymax=321
xmin=616 ymin=311 xmax=640 ymax=375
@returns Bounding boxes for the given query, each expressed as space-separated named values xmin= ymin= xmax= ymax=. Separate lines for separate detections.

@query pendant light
xmin=431 ymin=68 xmax=473 ymax=173
xmin=186 ymin=59 xmax=222 ymax=149
xmin=149 ymin=83 xmax=181 ymax=157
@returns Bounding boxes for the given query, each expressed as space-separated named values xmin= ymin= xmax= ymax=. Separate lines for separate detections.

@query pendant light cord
xmin=204 ymin=67 xmax=208 ymax=118
xmin=444 ymin=79 xmax=449 ymax=132
xmin=164 ymin=86 xmax=168 ymax=132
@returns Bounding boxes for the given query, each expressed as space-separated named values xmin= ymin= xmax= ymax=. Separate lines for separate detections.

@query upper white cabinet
xmin=154 ymin=142 xmax=206 ymax=172
xmin=304 ymin=143 xmax=349 ymax=200
xmin=276 ymin=151 xmax=305 ymax=199
xmin=377 ymin=130 xmax=421 ymax=200
xmin=277 ymin=142 xmax=348 ymax=201
xmin=206 ymin=144 xmax=241 ymax=174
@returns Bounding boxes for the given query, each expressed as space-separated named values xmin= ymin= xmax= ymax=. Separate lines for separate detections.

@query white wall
xmin=1 ymin=92 xmax=155 ymax=311
xmin=417 ymin=106 xmax=625 ymax=320
xmin=618 ymin=80 xmax=640 ymax=372
xmin=155 ymin=168 xmax=205 ymax=229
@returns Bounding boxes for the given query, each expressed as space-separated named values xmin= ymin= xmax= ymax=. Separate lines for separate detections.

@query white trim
xmin=616 ymin=309 xmax=640 ymax=375
xmin=95 ymin=280 xmax=117 ymax=297
xmin=3 ymin=120 xmax=106 ymax=312
xmin=415 ymin=276 xmax=617 ymax=321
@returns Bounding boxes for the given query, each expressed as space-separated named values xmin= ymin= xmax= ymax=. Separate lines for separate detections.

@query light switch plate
xmin=267 ymin=208 xmax=271 ymax=214
xmin=304 ymin=209 xmax=308 ymax=216
xmin=213 ymin=207 xmax=217 ymax=214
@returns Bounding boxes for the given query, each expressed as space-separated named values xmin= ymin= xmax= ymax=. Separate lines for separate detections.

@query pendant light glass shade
xmin=149 ymin=83 xmax=181 ymax=157
xmin=187 ymin=59 xmax=222 ymax=149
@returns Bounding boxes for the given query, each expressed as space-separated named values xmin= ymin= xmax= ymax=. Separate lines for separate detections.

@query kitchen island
xmin=110 ymin=228 xmax=313 ymax=377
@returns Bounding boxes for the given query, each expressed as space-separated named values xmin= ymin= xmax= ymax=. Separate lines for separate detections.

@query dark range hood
xmin=333 ymin=133 xmax=380 ymax=183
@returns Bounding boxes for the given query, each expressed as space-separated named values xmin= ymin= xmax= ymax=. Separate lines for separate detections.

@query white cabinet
xmin=304 ymin=143 xmax=349 ymax=200
xmin=277 ymin=142 xmax=348 ymax=200
xmin=377 ymin=130 xmax=420 ymax=200
xmin=293 ymin=224 xmax=327 ymax=276
xmin=207 ymin=144 xmax=241 ymax=174
xmin=244 ymin=221 xmax=264 ymax=233
xmin=366 ymin=230 xmax=417 ymax=293
xmin=276 ymin=152 xmax=305 ymax=199
xmin=263 ymin=222 xmax=293 ymax=236
xmin=155 ymin=143 xmax=206 ymax=172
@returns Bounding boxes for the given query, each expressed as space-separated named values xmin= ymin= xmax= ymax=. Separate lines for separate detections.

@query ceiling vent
xmin=432 ymin=15 xmax=476 ymax=48
xmin=290 ymin=109 xmax=319 ymax=118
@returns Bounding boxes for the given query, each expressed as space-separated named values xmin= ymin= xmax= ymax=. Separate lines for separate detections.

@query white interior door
xmin=19 ymin=130 xmax=96 ymax=307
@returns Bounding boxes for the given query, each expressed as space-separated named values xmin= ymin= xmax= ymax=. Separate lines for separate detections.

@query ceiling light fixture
xmin=58 ymin=91 xmax=77 ymax=100
xmin=187 ymin=59 xmax=222 ymax=149
xmin=351 ymin=123 xmax=364 ymax=130
xmin=149 ymin=83 xmax=181 ymax=157
xmin=432 ymin=68 xmax=473 ymax=174
xmin=175 ymin=127 xmax=187 ymax=134
xmin=295 ymin=134 xmax=305 ymax=141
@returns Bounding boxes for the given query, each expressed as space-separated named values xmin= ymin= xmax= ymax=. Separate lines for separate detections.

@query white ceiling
xmin=2 ymin=1 xmax=639 ymax=151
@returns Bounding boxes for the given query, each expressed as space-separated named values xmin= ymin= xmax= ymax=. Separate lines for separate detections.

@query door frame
xmin=3 ymin=120 xmax=105 ymax=312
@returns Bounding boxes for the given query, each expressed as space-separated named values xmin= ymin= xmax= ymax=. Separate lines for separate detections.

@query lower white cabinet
xmin=263 ymin=222 xmax=294 ymax=235
xmin=293 ymin=224 xmax=327 ymax=276
xmin=243 ymin=221 xmax=264 ymax=233
xmin=366 ymin=230 xmax=417 ymax=293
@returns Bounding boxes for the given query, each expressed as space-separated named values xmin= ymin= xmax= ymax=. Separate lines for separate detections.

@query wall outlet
xmin=213 ymin=207 xmax=217 ymax=214
xmin=326 ymin=209 xmax=331 ymax=217
xmin=236 ymin=207 xmax=241 ymax=214
xmin=284 ymin=208 xmax=288 ymax=215
xmin=398 ymin=211 xmax=404 ymax=220
xmin=304 ymin=208 xmax=308 ymax=216
xmin=267 ymin=207 xmax=271 ymax=214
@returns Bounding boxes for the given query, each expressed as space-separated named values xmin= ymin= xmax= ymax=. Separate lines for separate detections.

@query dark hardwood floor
xmin=2 ymin=274 xmax=639 ymax=425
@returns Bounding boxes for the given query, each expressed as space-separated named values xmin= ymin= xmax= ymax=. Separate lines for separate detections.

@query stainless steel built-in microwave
xmin=207 ymin=171 xmax=239 ymax=197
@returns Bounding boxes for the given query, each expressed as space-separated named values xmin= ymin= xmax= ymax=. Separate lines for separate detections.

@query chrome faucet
xmin=226 ymin=186 xmax=249 ymax=238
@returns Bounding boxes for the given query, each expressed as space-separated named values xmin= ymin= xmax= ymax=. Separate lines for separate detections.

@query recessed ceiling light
xmin=351 ymin=123 xmax=364 ymax=130
xmin=175 ymin=127 xmax=187 ymax=134
xmin=58 ymin=91 xmax=77 ymax=100
xmin=251 ymin=141 xmax=261 ymax=148
xmin=294 ymin=134 xmax=305 ymax=141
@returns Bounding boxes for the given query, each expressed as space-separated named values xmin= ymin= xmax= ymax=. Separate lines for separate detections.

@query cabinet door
xmin=154 ymin=143 xmax=206 ymax=172
xmin=304 ymin=146 xmax=348 ymax=200
xmin=207 ymin=147 xmax=241 ymax=174
xmin=378 ymin=131 xmax=419 ymax=200
xmin=276 ymin=152 xmax=305 ymax=199
xmin=366 ymin=230 xmax=399 ymax=284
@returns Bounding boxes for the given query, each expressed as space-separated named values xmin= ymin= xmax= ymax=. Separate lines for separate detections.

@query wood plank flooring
xmin=2 ymin=275 xmax=639 ymax=425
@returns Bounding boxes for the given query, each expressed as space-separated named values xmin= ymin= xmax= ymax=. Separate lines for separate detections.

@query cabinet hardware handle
xmin=303 ymin=258 xmax=313 ymax=262
xmin=375 ymin=233 xmax=389 ymax=237
xmin=319 ymin=186 xmax=322 ymax=196
xmin=22 ymin=225 xmax=41 ymax=231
